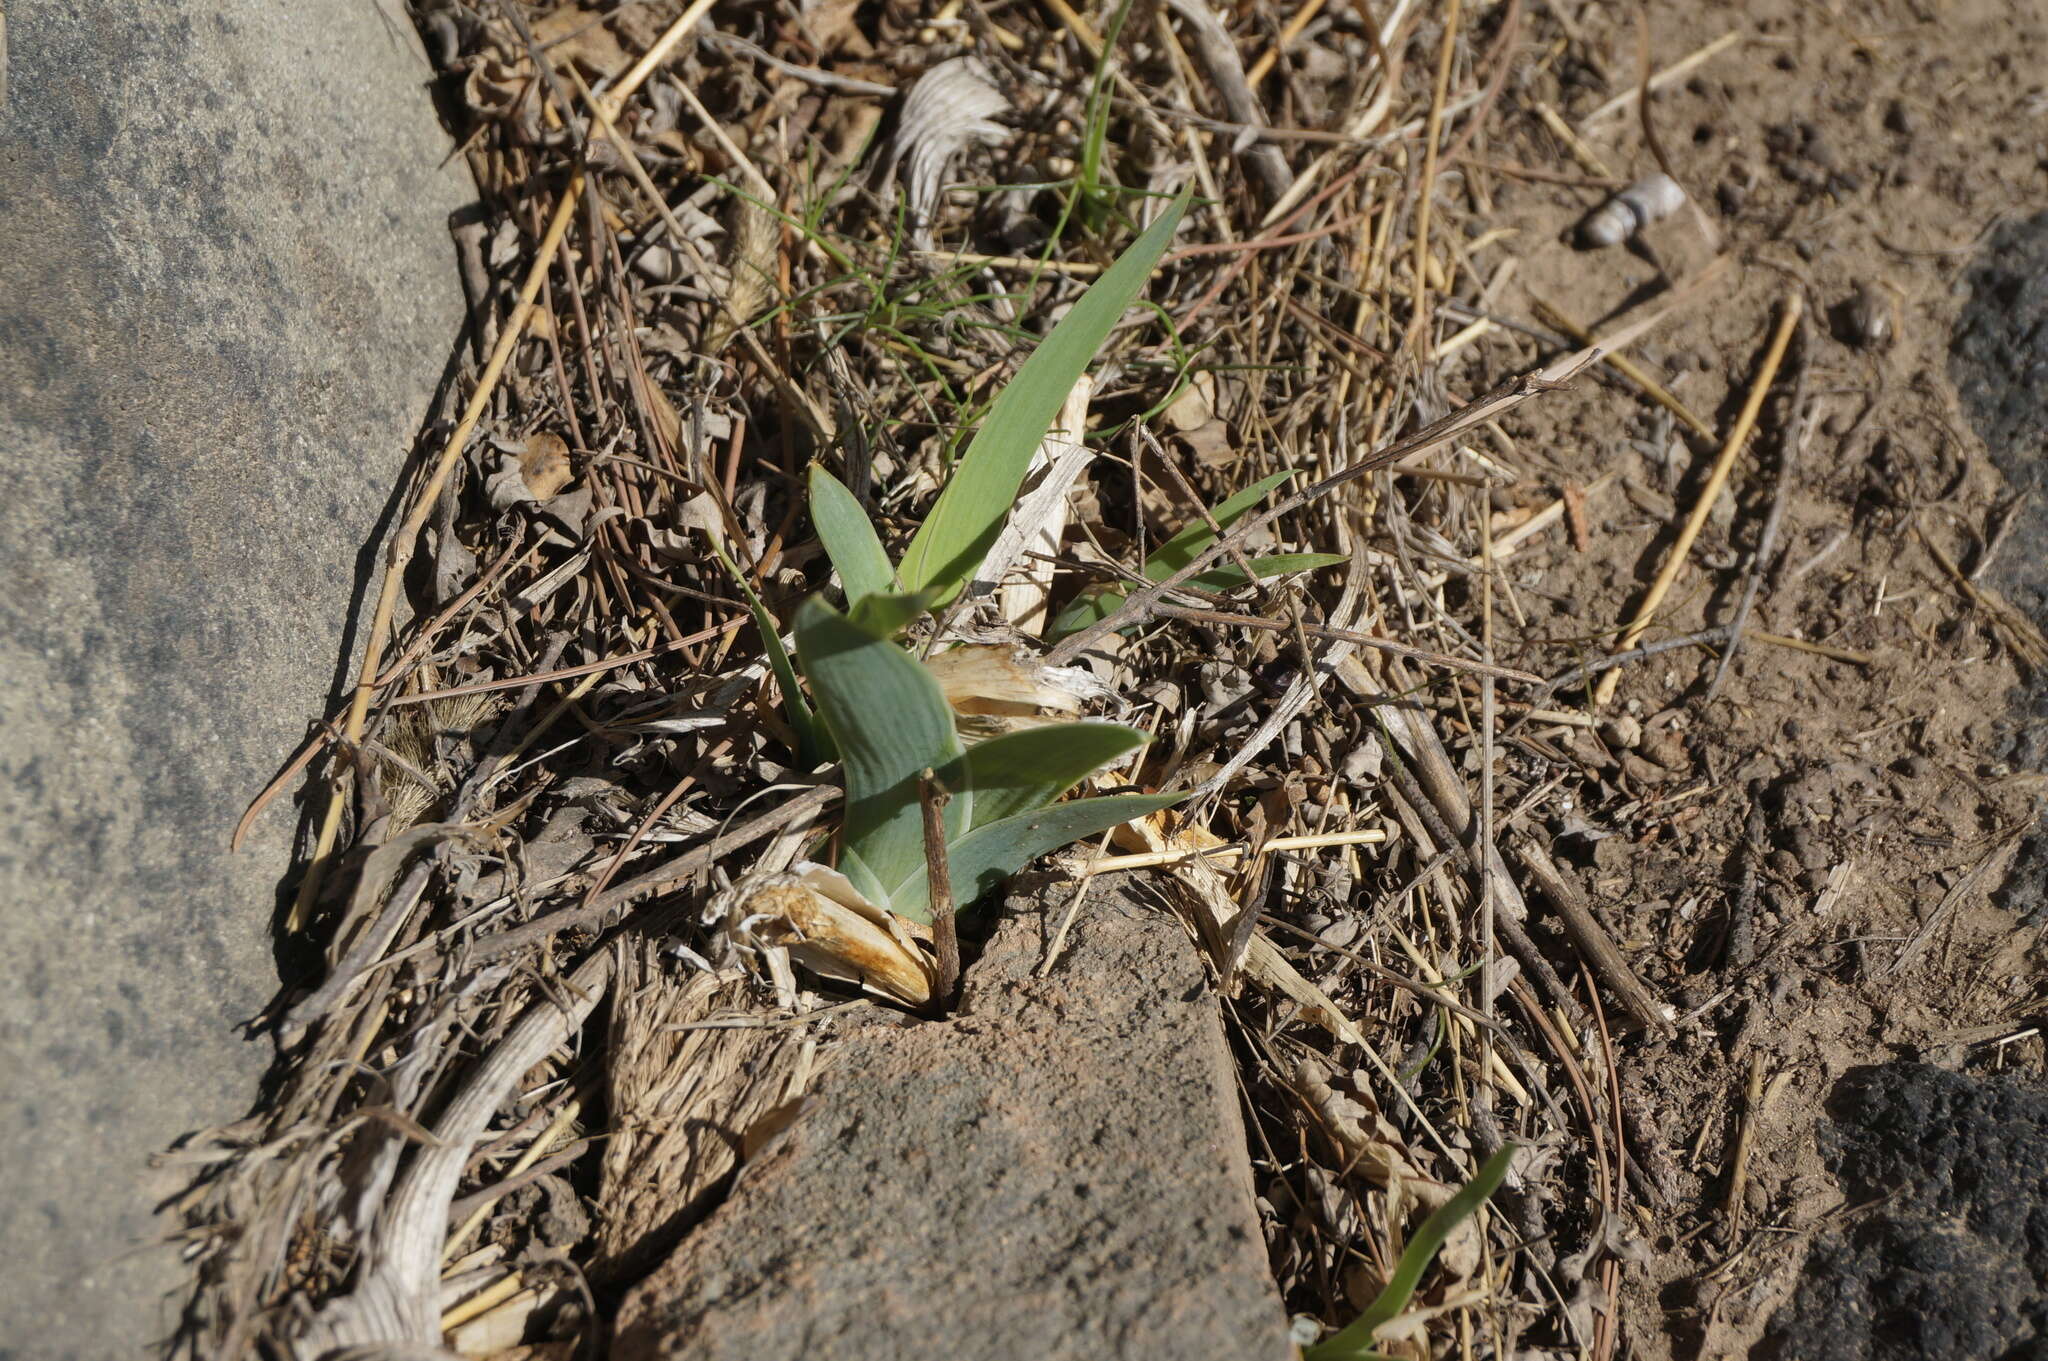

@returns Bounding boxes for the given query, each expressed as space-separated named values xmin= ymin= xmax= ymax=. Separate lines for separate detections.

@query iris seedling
xmin=786 ymin=189 xmax=1197 ymax=925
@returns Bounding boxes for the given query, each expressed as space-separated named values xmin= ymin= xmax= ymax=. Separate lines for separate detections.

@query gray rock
xmin=614 ymin=886 xmax=1294 ymax=1361
xmin=1759 ymin=1063 xmax=2048 ymax=1361
xmin=0 ymin=5 xmax=467 ymax=1356
xmin=1952 ymin=213 xmax=2048 ymax=925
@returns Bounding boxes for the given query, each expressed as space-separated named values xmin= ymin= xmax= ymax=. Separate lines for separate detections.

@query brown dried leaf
xmin=518 ymin=433 xmax=574 ymax=500
xmin=923 ymin=644 xmax=1106 ymax=719
xmin=1163 ymin=371 xmax=1217 ymax=432
xmin=737 ymin=865 xmax=934 ymax=1005
xmin=529 ymin=5 xmax=632 ymax=79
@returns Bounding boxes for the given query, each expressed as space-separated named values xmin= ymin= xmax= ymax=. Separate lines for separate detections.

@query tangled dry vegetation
xmin=164 ymin=0 xmax=1762 ymax=1356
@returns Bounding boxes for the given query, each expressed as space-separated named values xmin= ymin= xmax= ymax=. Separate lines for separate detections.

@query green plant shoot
xmin=1302 ymin=1144 xmax=1517 ymax=1361
xmin=890 ymin=186 xmax=1193 ymax=605
xmin=1047 ymin=469 xmax=1346 ymax=640
xmin=793 ymin=598 xmax=1177 ymax=922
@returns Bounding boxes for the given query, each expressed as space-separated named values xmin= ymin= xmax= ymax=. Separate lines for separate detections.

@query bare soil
xmin=1471 ymin=1 xmax=2048 ymax=1354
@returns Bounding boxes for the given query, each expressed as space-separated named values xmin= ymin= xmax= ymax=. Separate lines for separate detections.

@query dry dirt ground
xmin=1474 ymin=0 xmax=2048 ymax=1355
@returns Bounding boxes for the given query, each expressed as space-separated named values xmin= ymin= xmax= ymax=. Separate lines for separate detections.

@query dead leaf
xmin=1562 ymin=481 xmax=1590 ymax=552
xmin=519 ymin=433 xmax=574 ymax=500
xmin=922 ymin=644 xmax=1110 ymax=737
xmin=530 ymin=6 xmax=632 ymax=79
xmin=881 ymin=57 xmax=1011 ymax=246
xmin=731 ymin=863 xmax=934 ymax=1006
xmin=1163 ymin=371 xmax=1217 ymax=432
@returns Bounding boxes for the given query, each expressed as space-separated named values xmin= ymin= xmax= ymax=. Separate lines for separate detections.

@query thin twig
xmin=466 ymin=784 xmax=838 ymax=964
xmin=1595 ymin=292 xmax=1804 ymax=705
xmin=1152 ymin=603 xmax=1544 ymax=683
xmin=920 ymin=770 xmax=961 ymax=1011
xmin=1708 ymin=313 xmax=1812 ymax=700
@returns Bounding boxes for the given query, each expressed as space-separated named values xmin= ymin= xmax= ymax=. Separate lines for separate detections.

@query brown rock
xmin=614 ymin=885 xmax=1292 ymax=1361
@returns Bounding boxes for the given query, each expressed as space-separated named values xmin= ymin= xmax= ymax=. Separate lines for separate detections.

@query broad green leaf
xmin=897 ymin=186 xmax=1193 ymax=600
xmin=848 ymin=588 xmax=942 ymax=640
xmin=808 ymin=463 xmax=898 ymax=606
xmin=1047 ymin=552 xmax=1345 ymax=641
xmin=1143 ymin=469 xmax=1299 ymax=579
xmin=1303 ymin=1144 xmax=1516 ymax=1361
xmin=794 ymin=598 xmax=966 ymax=900
xmin=711 ymin=541 xmax=821 ymax=764
xmin=837 ymin=844 xmax=888 ymax=909
xmin=943 ymin=722 xmax=1150 ymax=832
xmin=886 ymin=792 xmax=1182 ymax=921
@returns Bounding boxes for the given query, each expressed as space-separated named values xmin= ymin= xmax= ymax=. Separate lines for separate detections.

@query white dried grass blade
xmin=881 ymin=56 xmax=1010 ymax=247
xmin=988 ymin=375 xmax=1094 ymax=635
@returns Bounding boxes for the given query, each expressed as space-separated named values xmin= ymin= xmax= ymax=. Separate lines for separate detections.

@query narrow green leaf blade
xmin=1045 ymin=584 xmax=1122 ymax=643
xmin=1183 ymin=552 xmax=1348 ymax=594
xmin=793 ymin=598 xmax=966 ymax=899
xmin=946 ymin=722 xmax=1150 ymax=831
xmin=712 ymin=541 xmax=821 ymax=764
xmin=837 ymin=845 xmax=888 ymax=909
xmin=1303 ymin=1144 xmax=1516 ymax=1361
xmin=1143 ymin=469 xmax=1299 ymax=580
xmin=808 ymin=463 xmax=898 ymax=606
xmin=898 ymin=187 xmax=1193 ymax=599
xmin=887 ymin=792 xmax=1182 ymax=921
xmin=1044 ymin=553 xmax=1343 ymax=642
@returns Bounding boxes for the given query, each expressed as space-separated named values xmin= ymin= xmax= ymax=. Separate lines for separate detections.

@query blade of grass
xmin=1303 ymin=1143 xmax=1517 ymax=1361
xmin=1144 ymin=470 xmax=1300 ymax=576
xmin=1048 ymin=551 xmax=1344 ymax=640
xmin=712 ymin=542 xmax=821 ymax=765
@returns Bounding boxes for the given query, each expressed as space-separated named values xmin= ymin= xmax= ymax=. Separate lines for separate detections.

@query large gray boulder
xmin=0 ymin=5 xmax=467 ymax=1355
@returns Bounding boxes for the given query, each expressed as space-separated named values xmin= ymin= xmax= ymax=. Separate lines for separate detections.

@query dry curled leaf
xmin=881 ymin=56 xmax=1011 ymax=245
xmin=519 ymin=432 xmax=574 ymax=500
xmin=922 ymin=644 xmax=1111 ymax=737
xmin=729 ymin=862 xmax=934 ymax=1006
xmin=528 ymin=5 xmax=633 ymax=79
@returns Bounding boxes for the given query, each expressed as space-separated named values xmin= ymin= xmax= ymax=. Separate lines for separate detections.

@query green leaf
xmin=945 ymin=722 xmax=1150 ymax=832
xmin=1043 ymin=472 xmax=1318 ymax=641
xmin=711 ymin=541 xmax=821 ymax=765
xmin=1182 ymin=552 xmax=1349 ymax=595
xmin=1143 ymin=469 xmax=1299 ymax=580
xmin=1046 ymin=552 xmax=1344 ymax=642
xmin=808 ymin=463 xmax=898 ymax=606
xmin=837 ymin=845 xmax=888 ymax=908
xmin=1303 ymin=1144 xmax=1516 ymax=1361
xmin=1045 ymin=584 xmax=1122 ymax=643
xmin=897 ymin=187 xmax=1193 ymax=600
xmin=886 ymin=792 xmax=1182 ymax=922
xmin=794 ymin=598 xmax=966 ymax=903
xmin=848 ymin=588 xmax=942 ymax=640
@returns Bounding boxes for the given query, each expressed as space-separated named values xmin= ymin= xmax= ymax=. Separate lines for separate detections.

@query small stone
xmin=1601 ymin=715 xmax=1645 ymax=750
xmin=1621 ymin=751 xmax=1671 ymax=785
